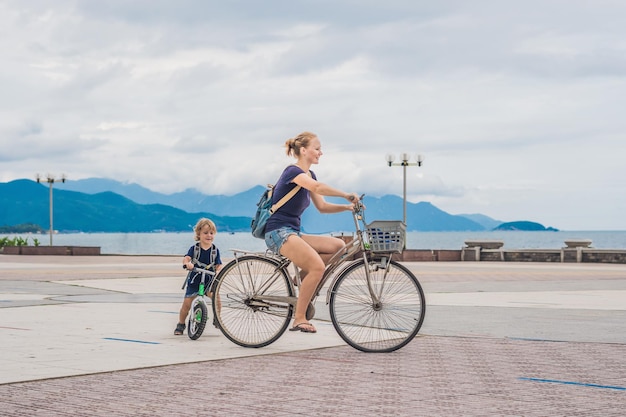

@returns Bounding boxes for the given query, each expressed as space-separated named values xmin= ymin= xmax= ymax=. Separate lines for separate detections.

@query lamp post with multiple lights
xmin=36 ymin=173 xmax=66 ymax=246
xmin=385 ymin=153 xmax=424 ymax=248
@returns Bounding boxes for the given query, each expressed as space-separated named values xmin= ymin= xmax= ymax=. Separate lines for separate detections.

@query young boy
xmin=174 ymin=218 xmax=222 ymax=335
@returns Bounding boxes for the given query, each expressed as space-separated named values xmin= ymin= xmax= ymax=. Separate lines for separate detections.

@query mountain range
xmin=0 ymin=180 xmax=249 ymax=233
xmin=0 ymin=177 xmax=539 ymax=233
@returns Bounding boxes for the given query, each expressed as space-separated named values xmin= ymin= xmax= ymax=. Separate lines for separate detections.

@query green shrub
xmin=0 ymin=236 xmax=36 ymax=247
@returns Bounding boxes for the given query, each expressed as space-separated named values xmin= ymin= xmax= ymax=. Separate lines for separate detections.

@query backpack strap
xmin=193 ymin=242 xmax=200 ymax=262
xmin=210 ymin=245 xmax=216 ymax=266
xmin=269 ymin=171 xmax=311 ymax=214
xmin=191 ymin=242 xmax=216 ymax=270
xmin=183 ymin=243 xmax=217 ymax=289
xmin=269 ymin=185 xmax=300 ymax=214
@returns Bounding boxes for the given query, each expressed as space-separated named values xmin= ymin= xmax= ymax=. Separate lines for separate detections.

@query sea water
xmin=5 ymin=230 xmax=626 ymax=256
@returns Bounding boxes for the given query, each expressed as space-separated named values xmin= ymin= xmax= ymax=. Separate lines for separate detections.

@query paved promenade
xmin=1 ymin=254 xmax=625 ymax=416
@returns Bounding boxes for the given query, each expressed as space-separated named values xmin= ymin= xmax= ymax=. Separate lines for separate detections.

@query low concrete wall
xmin=503 ymin=250 xmax=562 ymax=263
xmin=406 ymin=249 xmax=463 ymax=261
xmin=581 ymin=249 xmax=626 ymax=264
xmin=399 ymin=250 xmax=436 ymax=262
xmin=1 ymin=246 xmax=101 ymax=255
xmin=333 ymin=235 xmax=626 ymax=264
xmin=6 ymin=239 xmax=622 ymax=263
xmin=468 ymin=247 xmax=626 ymax=264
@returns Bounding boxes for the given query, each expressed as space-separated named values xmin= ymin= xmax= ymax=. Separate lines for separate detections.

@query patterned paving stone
xmin=1 ymin=336 xmax=625 ymax=416
xmin=1 ymin=256 xmax=625 ymax=415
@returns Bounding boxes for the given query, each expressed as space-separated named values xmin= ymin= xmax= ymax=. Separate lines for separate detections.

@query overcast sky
xmin=1 ymin=1 xmax=625 ymax=230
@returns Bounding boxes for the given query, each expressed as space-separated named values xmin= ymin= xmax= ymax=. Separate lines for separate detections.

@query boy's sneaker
xmin=174 ymin=323 xmax=186 ymax=335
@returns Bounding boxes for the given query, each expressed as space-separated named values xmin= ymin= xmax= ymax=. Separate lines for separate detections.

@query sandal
xmin=174 ymin=323 xmax=186 ymax=335
xmin=289 ymin=322 xmax=317 ymax=333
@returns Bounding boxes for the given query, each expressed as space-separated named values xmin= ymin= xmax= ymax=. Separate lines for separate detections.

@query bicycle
xmin=181 ymin=266 xmax=216 ymax=340
xmin=211 ymin=196 xmax=426 ymax=352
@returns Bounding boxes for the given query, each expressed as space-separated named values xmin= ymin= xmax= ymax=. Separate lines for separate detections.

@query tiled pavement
xmin=1 ymin=255 xmax=625 ymax=416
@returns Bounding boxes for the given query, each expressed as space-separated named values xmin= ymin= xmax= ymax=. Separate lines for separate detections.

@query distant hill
xmin=493 ymin=221 xmax=559 ymax=231
xmin=300 ymin=196 xmax=485 ymax=233
xmin=53 ymin=178 xmax=489 ymax=232
xmin=458 ymin=213 xmax=503 ymax=230
xmin=55 ymin=178 xmax=263 ymax=217
xmin=1 ymin=178 xmax=531 ymax=233
xmin=0 ymin=180 xmax=249 ymax=233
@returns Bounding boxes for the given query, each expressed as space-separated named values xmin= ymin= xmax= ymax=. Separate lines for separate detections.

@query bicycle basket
xmin=365 ymin=220 xmax=405 ymax=253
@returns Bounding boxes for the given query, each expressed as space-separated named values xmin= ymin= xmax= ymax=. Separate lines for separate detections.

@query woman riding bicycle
xmin=264 ymin=131 xmax=360 ymax=334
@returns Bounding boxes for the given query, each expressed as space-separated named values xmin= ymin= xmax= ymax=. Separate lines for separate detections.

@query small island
xmin=493 ymin=221 xmax=559 ymax=232
xmin=0 ymin=223 xmax=44 ymax=234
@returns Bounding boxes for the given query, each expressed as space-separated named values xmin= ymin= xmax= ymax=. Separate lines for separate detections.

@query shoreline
xmin=3 ymin=245 xmax=626 ymax=264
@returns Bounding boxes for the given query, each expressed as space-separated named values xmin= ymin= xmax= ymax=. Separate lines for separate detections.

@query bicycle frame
xmin=225 ymin=198 xmax=391 ymax=311
xmin=184 ymin=267 xmax=216 ymax=296
xmin=225 ymin=249 xmax=298 ymax=309
xmin=213 ymin=196 xmax=425 ymax=352
xmin=322 ymin=204 xmax=387 ymax=306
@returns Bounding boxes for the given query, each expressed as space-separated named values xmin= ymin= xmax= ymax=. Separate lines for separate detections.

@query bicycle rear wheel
xmin=187 ymin=298 xmax=208 ymax=340
xmin=212 ymin=255 xmax=294 ymax=348
xmin=329 ymin=257 xmax=425 ymax=352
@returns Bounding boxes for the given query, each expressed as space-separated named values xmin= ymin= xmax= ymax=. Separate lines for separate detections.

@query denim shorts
xmin=265 ymin=227 xmax=300 ymax=254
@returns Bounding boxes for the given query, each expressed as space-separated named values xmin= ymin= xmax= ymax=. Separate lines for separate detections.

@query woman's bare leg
xmin=302 ymin=235 xmax=345 ymax=265
xmin=280 ymin=235 xmax=345 ymax=331
xmin=279 ymin=236 xmax=325 ymax=330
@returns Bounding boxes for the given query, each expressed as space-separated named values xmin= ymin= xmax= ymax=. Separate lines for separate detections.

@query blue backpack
xmin=251 ymin=183 xmax=301 ymax=239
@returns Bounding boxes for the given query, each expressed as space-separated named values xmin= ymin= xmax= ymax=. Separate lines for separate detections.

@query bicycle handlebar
xmin=181 ymin=265 xmax=215 ymax=291
xmin=183 ymin=265 xmax=216 ymax=276
xmin=353 ymin=194 xmax=366 ymax=214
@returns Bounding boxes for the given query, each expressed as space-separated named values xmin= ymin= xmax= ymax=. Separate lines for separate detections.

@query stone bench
xmin=464 ymin=240 xmax=504 ymax=250
xmin=462 ymin=240 xmax=504 ymax=261
xmin=563 ymin=239 xmax=593 ymax=248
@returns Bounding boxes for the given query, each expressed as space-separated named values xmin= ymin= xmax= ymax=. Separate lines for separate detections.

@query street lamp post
xmin=385 ymin=153 xmax=424 ymax=248
xmin=36 ymin=173 xmax=66 ymax=246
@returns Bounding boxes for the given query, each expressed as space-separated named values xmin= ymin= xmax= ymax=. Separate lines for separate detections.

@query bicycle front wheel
xmin=329 ymin=258 xmax=425 ymax=352
xmin=212 ymin=255 xmax=294 ymax=348
xmin=187 ymin=298 xmax=208 ymax=340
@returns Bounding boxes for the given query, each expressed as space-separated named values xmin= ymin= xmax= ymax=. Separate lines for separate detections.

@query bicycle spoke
xmin=187 ymin=299 xmax=208 ymax=340
xmin=213 ymin=255 xmax=293 ymax=348
xmin=330 ymin=259 xmax=425 ymax=352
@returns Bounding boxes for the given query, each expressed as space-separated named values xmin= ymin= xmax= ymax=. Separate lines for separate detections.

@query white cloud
xmin=1 ymin=0 xmax=626 ymax=230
